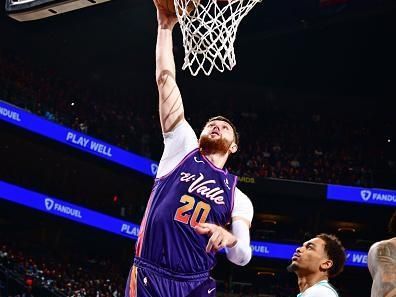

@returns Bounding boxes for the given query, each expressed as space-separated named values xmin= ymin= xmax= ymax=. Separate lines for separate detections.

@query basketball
xmin=158 ymin=0 xmax=198 ymax=15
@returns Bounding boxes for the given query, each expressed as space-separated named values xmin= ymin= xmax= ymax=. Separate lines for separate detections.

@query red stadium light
xmin=26 ymin=278 xmax=33 ymax=286
xmin=113 ymin=195 xmax=118 ymax=203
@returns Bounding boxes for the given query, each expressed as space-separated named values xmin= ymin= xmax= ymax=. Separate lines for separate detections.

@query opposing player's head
xmin=388 ymin=210 xmax=396 ymax=236
xmin=199 ymin=116 xmax=239 ymax=156
xmin=287 ymin=233 xmax=345 ymax=279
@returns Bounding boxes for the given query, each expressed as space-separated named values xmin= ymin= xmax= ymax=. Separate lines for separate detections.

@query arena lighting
xmin=0 ymin=100 xmax=158 ymax=177
xmin=327 ymin=184 xmax=396 ymax=207
xmin=5 ymin=0 xmax=111 ymax=21
xmin=0 ymin=180 xmax=368 ymax=267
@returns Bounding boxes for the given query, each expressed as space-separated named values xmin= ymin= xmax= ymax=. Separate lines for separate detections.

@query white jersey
xmin=297 ymin=280 xmax=339 ymax=297
xmin=156 ymin=120 xmax=254 ymax=223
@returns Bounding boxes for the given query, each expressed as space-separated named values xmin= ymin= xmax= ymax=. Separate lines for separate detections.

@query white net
xmin=174 ymin=0 xmax=261 ymax=76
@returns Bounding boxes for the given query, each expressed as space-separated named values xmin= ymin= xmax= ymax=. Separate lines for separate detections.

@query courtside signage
xmin=0 ymin=100 xmax=158 ymax=177
xmin=250 ymin=241 xmax=366 ymax=267
xmin=251 ymin=241 xmax=297 ymax=259
xmin=0 ymin=180 xmax=367 ymax=266
xmin=345 ymin=250 xmax=368 ymax=267
xmin=0 ymin=180 xmax=140 ymax=239
xmin=327 ymin=184 xmax=396 ymax=207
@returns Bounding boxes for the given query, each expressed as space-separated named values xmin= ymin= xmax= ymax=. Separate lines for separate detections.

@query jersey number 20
xmin=174 ymin=195 xmax=211 ymax=228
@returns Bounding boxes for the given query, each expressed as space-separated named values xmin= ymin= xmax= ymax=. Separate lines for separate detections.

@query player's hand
xmin=153 ymin=0 xmax=178 ymax=30
xmin=195 ymin=223 xmax=238 ymax=253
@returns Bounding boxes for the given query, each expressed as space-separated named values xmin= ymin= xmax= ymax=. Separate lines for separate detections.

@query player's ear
xmin=230 ymin=143 xmax=238 ymax=154
xmin=320 ymin=259 xmax=333 ymax=272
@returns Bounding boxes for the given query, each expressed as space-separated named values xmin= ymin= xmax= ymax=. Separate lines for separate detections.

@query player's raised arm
xmin=369 ymin=240 xmax=396 ymax=297
xmin=154 ymin=0 xmax=185 ymax=133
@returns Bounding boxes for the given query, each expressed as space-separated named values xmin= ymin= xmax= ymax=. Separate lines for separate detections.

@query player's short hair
xmin=206 ymin=116 xmax=239 ymax=145
xmin=316 ymin=233 xmax=346 ymax=278
xmin=388 ymin=210 xmax=396 ymax=235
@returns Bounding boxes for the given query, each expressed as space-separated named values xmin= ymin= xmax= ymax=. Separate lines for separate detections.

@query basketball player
xmin=124 ymin=1 xmax=254 ymax=296
xmin=368 ymin=210 xmax=396 ymax=297
xmin=287 ymin=234 xmax=346 ymax=297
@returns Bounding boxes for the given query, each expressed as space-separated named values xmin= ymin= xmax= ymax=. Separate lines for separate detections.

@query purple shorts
xmin=125 ymin=257 xmax=216 ymax=297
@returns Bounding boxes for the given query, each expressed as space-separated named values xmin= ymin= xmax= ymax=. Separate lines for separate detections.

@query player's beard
xmin=199 ymin=134 xmax=231 ymax=155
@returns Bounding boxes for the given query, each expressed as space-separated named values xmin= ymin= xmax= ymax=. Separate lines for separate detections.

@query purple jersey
xmin=135 ymin=148 xmax=237 ymax=274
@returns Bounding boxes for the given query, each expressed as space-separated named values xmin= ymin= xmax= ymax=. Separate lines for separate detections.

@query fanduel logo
xmin=360 ymin=190 xmax=372 ymax=201
xmin=372 ymin=192 xmax=396 ymax=202
xmin=44 ymin=198 xmax=82 ymax=219
xmin=0 ymin=106 xmax=21 ymax=122
xmin=45 ymin=198 xmax=55 ymax=210
xmin=360 ymin=189 xmax=396 ymax=203
xmin=251 ymin=244 xmax=269 ymax=254
xmin=151 ymin=163 xmax=158 ymax=176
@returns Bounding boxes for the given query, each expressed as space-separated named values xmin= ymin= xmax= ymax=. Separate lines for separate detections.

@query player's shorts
xmin=124 ymin=257 xmax=216 ymax=297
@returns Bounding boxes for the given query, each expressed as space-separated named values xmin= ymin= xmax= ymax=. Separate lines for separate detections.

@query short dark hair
xmin=206 ymin=116 xmax=239 ymax=145
xmin=316 ymin=233 xmax=346 ymax=278
xmin=388 ymin=211 xmax=396 ymax=235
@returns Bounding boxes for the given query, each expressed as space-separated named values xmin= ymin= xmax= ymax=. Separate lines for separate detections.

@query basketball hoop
xmin=174 ymin=0 xmax=261 ymax=76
